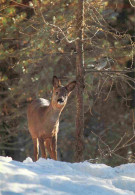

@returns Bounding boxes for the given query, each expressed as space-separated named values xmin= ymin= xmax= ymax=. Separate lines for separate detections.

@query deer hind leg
xmin=51 ymin=136 xmax=57 ymax=160
xmin=39 ymin=137 xmax=46 ymax=159
xmin=33 ymin=138 xmax=39 ymax=161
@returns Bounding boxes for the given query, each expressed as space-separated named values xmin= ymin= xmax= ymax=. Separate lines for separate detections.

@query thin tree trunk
xmin=75 ymin=0 xmax=85 ymax=162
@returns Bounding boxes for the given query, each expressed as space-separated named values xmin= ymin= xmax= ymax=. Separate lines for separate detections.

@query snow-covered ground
xmin=0 ymin=156 xmax=135 ymax=195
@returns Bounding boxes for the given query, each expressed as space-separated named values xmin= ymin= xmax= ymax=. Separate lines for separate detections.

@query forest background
xmin=0 ymin=0 xmax=135 ymax=167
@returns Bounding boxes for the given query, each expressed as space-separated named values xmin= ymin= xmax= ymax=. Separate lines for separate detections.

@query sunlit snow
xmin=0 ymin=156 xmax=135 ymax=195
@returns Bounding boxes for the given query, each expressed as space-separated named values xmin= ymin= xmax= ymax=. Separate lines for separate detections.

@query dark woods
xmin=0 ymin=0 xmax=134 ymax=166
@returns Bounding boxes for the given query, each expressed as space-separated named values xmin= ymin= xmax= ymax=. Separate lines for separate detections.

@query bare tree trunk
xmin=75 ymin=0 xmax=85 ymax=162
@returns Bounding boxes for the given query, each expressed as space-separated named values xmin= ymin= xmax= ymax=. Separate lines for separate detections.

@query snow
xmin=0 ymin=156 xmax=135 ymax=195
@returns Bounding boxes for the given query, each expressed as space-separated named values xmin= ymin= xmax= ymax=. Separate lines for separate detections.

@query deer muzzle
xmin=57 ymin=98 xmax=64 ymax=104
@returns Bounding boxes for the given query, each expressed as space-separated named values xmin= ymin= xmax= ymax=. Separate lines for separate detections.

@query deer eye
xmin=56 ymin=91 xmax=58 ymax=95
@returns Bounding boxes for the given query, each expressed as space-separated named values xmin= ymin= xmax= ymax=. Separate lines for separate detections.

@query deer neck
xmin=46 ymin=102 xmax=63 ymax=123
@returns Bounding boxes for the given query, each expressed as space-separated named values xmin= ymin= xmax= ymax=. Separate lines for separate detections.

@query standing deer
xmin=27 ymin=76 xmax=76 ymax=161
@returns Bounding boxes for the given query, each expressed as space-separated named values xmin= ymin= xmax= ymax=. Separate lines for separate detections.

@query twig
xmin=104 ymin=79 xmax=114 ymax=101
xmin=39 ymin=9 xmax=78 ymax=44
xmin=112 ymin=132 xmax=127 ymax=152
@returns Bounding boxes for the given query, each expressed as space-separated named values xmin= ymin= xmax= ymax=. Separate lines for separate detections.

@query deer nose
xmin=57 ymin=98 xmax=64 ymax=104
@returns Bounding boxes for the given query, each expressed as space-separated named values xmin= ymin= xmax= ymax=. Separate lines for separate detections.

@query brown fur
xmin=27 ymin=76 xmax=76 ymax=161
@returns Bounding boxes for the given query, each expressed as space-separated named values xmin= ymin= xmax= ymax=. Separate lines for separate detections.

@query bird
xmin=87 ymin=57 xmax=114 ymax=70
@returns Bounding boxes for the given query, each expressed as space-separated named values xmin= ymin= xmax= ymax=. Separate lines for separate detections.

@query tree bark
xmin=75 ymin=0 xmax=85 ymax=162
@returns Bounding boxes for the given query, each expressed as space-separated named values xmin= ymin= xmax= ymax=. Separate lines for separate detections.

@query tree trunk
xmin=75 ymin=0 xmax=85 ymax=162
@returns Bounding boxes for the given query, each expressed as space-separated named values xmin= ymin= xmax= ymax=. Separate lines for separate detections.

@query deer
xmin=27 ymin=76 xmax=76 ymax=161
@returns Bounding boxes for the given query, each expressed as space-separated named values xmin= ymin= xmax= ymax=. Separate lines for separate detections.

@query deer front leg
xmin=39 ymin=137 xmax=46 ymax=159
xmin=45 ymin=138 xmax=53 ymax=159
xmin=51 ymin=135 xmax=57 ymax=160
xmin=33 ymin=138 xmax=39 ymax=161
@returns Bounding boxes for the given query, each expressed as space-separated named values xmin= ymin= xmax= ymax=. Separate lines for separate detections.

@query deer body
xmin=27 ymin=76 xmax=76 ymax=161
xmin=28 ymin=98 xmax=60 ymax=138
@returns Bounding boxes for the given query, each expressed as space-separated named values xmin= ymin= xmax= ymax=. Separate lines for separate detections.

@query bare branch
xmin=39 ymin=9 xmax=78 ymax=44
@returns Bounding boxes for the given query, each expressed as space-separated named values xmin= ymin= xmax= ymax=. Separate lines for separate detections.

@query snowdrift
xmin=0 ymin=156 xmax=135 ymax=195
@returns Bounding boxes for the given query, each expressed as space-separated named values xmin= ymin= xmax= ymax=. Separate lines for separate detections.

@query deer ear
xmin=66 ymin=81 xmax=76 ymax=93
xmin=53 ymin=76 xmax=61 ymax=88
